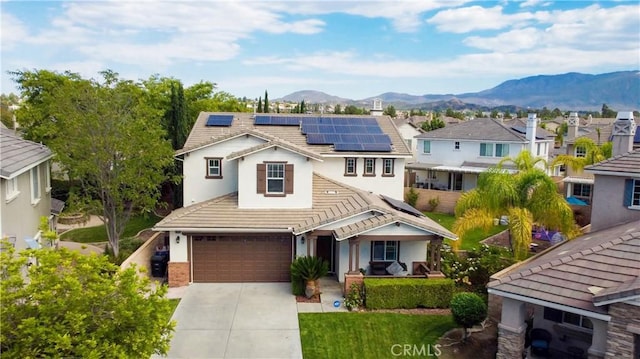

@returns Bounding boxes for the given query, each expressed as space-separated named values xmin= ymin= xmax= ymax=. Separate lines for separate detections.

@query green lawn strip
xmin=425 ymin=212 xmax=508 ymax=251
xmin=60 ymin=215 xmax=162 ymax=243
xmin=168 ymin=298 xmax=180 ymax=317
xmin=299 ymin=313 xmax=455 ymax=359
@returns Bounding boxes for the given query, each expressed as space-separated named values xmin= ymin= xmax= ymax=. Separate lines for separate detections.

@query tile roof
xmin=489 ymin=221 xmax=640 ymax=313
xmin=180 ymin=112 xmax=412 ymax=157
xmin=415 ymin=117 xmax=554 ymax=142
xmin=0 ymin=128 xmax=53 ymax=179
xmin=154 ymin=173 xmax=456 ymax=240
xmin=584 ymin=150 xmax=640 ymax=176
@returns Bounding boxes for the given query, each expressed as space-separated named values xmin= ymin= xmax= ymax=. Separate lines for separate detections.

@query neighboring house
xmin=0 ymin=128 xmax=55 ymax=251
xmin=154 ymin=113 xmax=456 ymax=287
xmin=561 ymin=112 xmax=637 ymax=208
xmin=489 ymin=146 xmax=640 ymax=358
xmin=393 ymin=116 xmax=424 ymax=161
xmin=407 ymin=114 xmax=555 ymax=191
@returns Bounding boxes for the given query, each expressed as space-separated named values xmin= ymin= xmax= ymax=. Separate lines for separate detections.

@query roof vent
xmin=324 ymin=190 xmax=339 ymax=195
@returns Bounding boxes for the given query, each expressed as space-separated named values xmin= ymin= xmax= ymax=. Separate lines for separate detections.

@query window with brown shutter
xmin=257 ymin=162 xmax=294 ymax=196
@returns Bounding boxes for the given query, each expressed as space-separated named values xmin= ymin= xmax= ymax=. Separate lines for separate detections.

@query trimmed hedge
xmin=364 ymin=278 xmax=455 ymax=309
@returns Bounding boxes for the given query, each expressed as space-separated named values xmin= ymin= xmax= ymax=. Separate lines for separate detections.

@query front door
xmin=316 ymin=235 xmax=335 ymax=273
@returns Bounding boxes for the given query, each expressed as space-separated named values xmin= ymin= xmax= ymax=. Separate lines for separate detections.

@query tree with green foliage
xmin=343 ymin=105 xmax=363 ymax=115
xmin=334 ymin=104 xmax=342 ymax=114
xmin=421 ymin=117 xmax=445 ymax=132
xmin=601 ymin=103 xmax=616 ymax=118
xmin=12 ymin=70 xmax=176 ymax=257
xmin=383 ymin=105 xmax=397 ymax=118
xmin=551 ymin=137 xmax=613 ymax=173
xmin=497 ymin=150 xmax=548 ymax=171
xmin=263 ymin=90 xmax=269 ymax=113
xmin=0 ymin=244 xmax=175 ymax=357
xmin=453 ymin=161 xmax=576 ymax=260
xmin=300 ymin=100 xmax=306 ymax=114
xmin=450 ymin=292 xmax=487 ymax=341
xmin=257 ymin=96 xmax=263 ymax=113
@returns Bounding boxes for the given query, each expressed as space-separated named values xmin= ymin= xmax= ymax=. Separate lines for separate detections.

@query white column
xmin=588 ymin=318 xmax=607 ymax=359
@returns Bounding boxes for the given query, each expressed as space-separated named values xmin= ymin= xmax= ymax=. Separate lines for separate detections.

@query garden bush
xmin=364 ymin=278 xmax=454 ymax=309
xmin=450 ymin=292 xmax=487 ymax=341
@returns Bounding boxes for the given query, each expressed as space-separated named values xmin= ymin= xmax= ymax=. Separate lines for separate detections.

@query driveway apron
xmin=157 ymin=283 xmax=302 ymax=359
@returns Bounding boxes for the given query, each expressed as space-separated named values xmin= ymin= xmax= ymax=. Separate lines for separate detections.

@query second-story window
xmin=423 ymin=140 xmax=431 ymax=154
xmin=344 ymin=158 xmax=357 ymax=176
xmin=575 ymin=146 xmax=586 ymax=158
xmin=267 ymin=163 xmax=285 ymax=194
xmin=31 ymin=166 xmax=41 ymax=205
xmin=363 ymin=158 xmax=376 ymax=177
xmin=479 ymin=143 xmax=493 ymax=157
xmin=206 ymin=158 xmax=222 ymax=178
xmin=625 ymin=179 xmax=640 ymax=208
xmin=6 ymin=177 xmax=19 ymax=201
xmin=454 ymin=141 xmax=460 ymax=150
xmin=496 ymin=144 xmax=510 ymax=157
xmin=382 ymin=158 xmax=395 ymax=177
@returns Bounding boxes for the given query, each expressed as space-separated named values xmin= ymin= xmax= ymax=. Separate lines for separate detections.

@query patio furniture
xmin=530 ymin=328 xmax=552 ymax=356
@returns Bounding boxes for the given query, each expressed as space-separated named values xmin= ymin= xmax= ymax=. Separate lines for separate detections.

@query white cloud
xmin=519 ymin=0 xmax=551 ymax=8
xmin=464 ymin=27 xmax=542 ymax=51
xmin=427 ymin=5 xmax=538 ymax=33
xmin=1 ymin=12 xmax=29 ymax=50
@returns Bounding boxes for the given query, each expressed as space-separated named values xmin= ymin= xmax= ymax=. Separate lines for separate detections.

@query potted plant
xmin=290 ymin=256 xmax=329 ymax=298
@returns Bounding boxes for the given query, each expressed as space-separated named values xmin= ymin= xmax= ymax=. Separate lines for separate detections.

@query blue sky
xmin=2 ymin=1 xmax=639 ymax=100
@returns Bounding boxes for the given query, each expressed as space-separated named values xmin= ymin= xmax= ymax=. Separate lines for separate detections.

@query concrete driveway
xmin=157 ymin=283 xmax=302 ymax=359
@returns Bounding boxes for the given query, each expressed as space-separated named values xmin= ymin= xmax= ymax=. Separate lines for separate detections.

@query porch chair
xmin=530 ymin=328 xmax=552 ymax=356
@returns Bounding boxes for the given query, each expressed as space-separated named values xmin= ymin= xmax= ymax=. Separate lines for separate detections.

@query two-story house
xmin=408 ymin=114 xmax=555 ymax=192
xmin=154 ymin=113 xmax=456 ymax=287
xmin=489 ymin=123 xmax=639 ymax=358
xmin=0 ymin=127 xmax=55 ymax=250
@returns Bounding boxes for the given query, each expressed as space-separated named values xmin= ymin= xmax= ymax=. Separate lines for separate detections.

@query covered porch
xmin=490 ymin=292 xmax=608 ymax=359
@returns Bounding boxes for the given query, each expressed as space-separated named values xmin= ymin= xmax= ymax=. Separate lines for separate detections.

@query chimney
xmin=526 ymin=113 xmax=537 ymax=154
xmin=611 ymin=111 xmax=636 ymax=156
xmin=567 ymin=112 xmax=579 ymax=141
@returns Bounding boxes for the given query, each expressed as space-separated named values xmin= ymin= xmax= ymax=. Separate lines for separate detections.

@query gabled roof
xmin=415 ymin=117 xmax=553 ymax=142
xmin=489 ymin=221 xmax=640 ymax=314
xmin=180 ymin=112 xmax=412 ymax=157
xmin=0 ymin=128 xmax=53 ymax=179
xmin=585 ymin=150 xmax=640 ymax=176
xmin=226 ymin=140 xmax=323 ymax=162
xmin=154 ymin=173 xmax=456 ymax=240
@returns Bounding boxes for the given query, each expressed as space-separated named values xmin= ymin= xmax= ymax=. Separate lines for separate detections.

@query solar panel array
xmin=206 ymin=114 xmax=234 ymax=127
xmin=253 ymin=115 xmax=393 ymax=152
xmin=380 ymin=195 xmax=424 ymax=217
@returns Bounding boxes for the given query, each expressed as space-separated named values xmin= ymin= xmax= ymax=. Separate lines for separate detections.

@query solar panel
xmin=334 ymin=143 xmax=364 ymax=151
xmin=206 ymin=114 xmax=234 ymax=127
xmin=306 ymin=133 xmax=329 ymax=144
xmin=361 ymin=143 xmax=392 ymax=151
xmin=380 ymin=194 xmax=424 ymax=217
xmin=334 ymin=143 xmax=392 ymax=152
xmin=301 ymin=116 xmax=392 ymax=152
xmin=254 ymin=115 xmax=301 ymax=126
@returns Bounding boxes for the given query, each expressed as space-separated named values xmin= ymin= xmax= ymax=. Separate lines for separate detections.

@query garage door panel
xmin=192 ymin=235 xmax=292 ymax=282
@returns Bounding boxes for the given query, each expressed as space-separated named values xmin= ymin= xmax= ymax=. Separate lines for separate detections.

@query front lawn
xmin=60 ymin=215 xmax=162 ymax=243
xmin=299 ymin=313 xmax=455 ymax=359
xmin=425 ymin=212 xmax=508 ymax=251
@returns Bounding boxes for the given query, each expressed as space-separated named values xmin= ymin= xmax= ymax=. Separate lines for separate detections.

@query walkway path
xmin=296 ymin=276 xmax=347 ymax=313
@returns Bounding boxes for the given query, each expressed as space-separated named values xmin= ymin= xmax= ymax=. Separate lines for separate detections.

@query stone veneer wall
xmin=168 ymin=262 xmax=190 ymax=287
xmin=604 ymin=303 xmax=640 ymax=359
xmin=496 ymin=323 xmax=525 ymax=359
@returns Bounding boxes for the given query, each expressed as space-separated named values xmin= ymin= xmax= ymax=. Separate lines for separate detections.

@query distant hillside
xmin=279 ymin=90 xmax=350 ymax=104
xmin=277 ymin=71 xmax=639 ymax=111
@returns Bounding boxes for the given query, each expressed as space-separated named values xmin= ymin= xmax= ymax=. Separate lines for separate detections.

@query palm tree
xmin=497 ymin=150 xmax=548 ymax=171
xmin=551 ymin=137 xmax=613 ymax=173
xmin=453 ymin=166 xmax=577 ymax=260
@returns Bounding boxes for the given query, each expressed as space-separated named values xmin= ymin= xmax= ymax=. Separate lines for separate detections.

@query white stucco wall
xmin=169 ymin=231 xmax=188 ymax=262
xmin=183 ymin=136 xmax=265 ymax=206
xmin=237 ymin=147 xmax=314 ymax=209
xmin=313 ymin=156 xmax=406 ymax=199
xmin=0 ymin=162 xmax=51 ymax=251
xmin=396 ymin=123 xmax=421 ymax=158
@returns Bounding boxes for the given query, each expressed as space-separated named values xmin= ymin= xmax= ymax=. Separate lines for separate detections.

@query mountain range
xmin=277 ymin=71 xmax=640 ymax=112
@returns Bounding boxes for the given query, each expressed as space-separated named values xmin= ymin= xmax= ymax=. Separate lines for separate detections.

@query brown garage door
xmin=192 ymin=234 xmax=292 ymax=282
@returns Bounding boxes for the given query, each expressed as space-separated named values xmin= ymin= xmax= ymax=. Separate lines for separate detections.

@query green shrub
xmin=105 ymin=237 xmax=144 ymax=265
xmin=291 ymin=274 xmax=305 ymax=296
xmin=364 ymin=278 xmax=454 ymax=309
xmin=450 ymin=292 xmax=487 ymax=341
xmin=344 ymin=282 xmax=364 ymax=311
xmin=405 ymin=187 xmax=419 ymax=207
xmin=428 ymin=196 xmax=440 ymax=212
